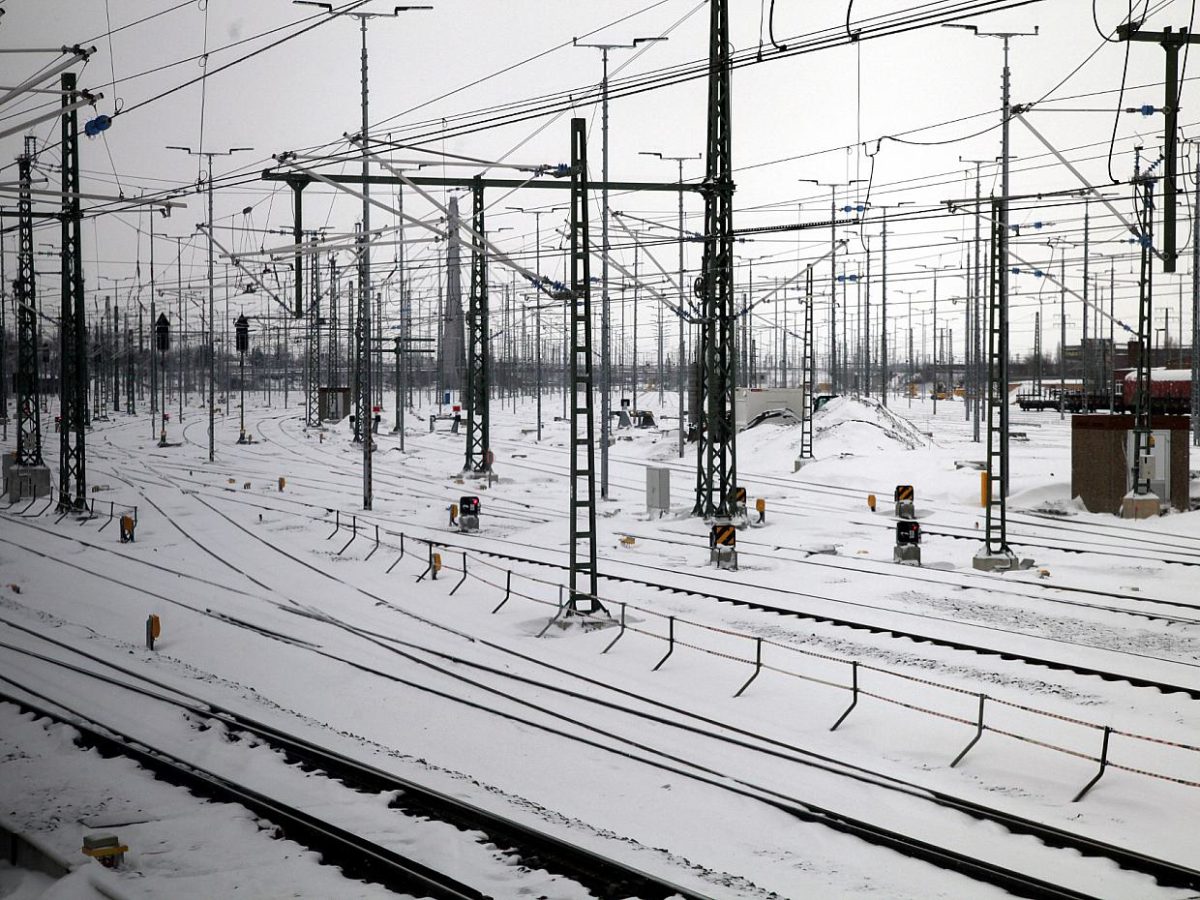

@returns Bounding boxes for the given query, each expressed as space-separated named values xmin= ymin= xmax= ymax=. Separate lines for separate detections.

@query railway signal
xmin=458 ymin=496 xmax=480 ymax=533
xmin=710 ymin=522 xmax=737 ymax=570
xmin=154 ymin=313 xmax=170 ymax=447
xmin=235 ymin=314 xmax=250 ymax=444
xmin=894 ymin=520 xmax=921 ymax=566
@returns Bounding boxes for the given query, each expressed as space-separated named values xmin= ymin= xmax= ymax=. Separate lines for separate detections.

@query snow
xmin=2 ymin=390 xmax=1198 ymax=898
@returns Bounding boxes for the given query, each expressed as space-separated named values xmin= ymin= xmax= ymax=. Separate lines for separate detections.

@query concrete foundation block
xmin=7 ymin=464 xmax=50 ymax=502
xmin=972 ymin=548 xmax=1035 ymax=572
xmin=1121 ymin=492 xmax=1161 ymax=520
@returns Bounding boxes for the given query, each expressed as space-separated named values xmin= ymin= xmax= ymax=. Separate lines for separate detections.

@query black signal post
xmin=154 ymin=313 xmax=170 ymax=446
xmin=235 ymin=314 xmax=250 ymax=444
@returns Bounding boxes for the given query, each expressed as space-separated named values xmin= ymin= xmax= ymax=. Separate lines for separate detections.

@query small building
xmin=318 ymin=386 xmax=352 ymax=421
xmin=1071 ymin=414 xmax=1190 ymax=515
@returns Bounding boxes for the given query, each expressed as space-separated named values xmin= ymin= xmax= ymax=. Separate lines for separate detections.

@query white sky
xmin=0 ymin=0 xmax=1194 ymax=365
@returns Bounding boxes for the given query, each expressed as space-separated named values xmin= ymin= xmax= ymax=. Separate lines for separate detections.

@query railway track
xmin=0 ymin=677 xmax=702 ymax=900
xmin=4 ymin=609 xmax=1197 ymax=899
xmin=97 ymin=432 xmax=1200 ymax=627
xmin=7 ymin=419 xmax=1200 ymax=896
xmin=485 ymin=441 xmax=1200 ymax=568
xmin=119 ymin=478 xmax=1200 ymax=701
xmin=29 ymin=424 xmax=1200 ymax=699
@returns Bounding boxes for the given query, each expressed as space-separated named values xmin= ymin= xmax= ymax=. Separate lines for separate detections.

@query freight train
xmin=1016 ymin=368 xmax=1194 ymax=414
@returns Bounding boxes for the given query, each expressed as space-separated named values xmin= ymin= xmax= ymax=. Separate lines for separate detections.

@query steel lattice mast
xmin=14 ymin=138 xmax=41 ymax=468
xmin=1130 ymin=167 xmax=1156 ymax=496
xmin=799 ymin=269 xmax=815 ymax=461
xmin=567 ymin=118 xmax=599 ymax=611
xmin=465 ymin=177 xmax=490 ymax=474
xmin=58 ymin=71 xmax=88 ymax=509
xmin=981 ymin=200 xmax=1011 ymax=558
xmin=357 ymin=15 xmax=374 ymax=509
xmin=305 ymin=239 xmax=322 ymax=428
xmin=693 ymin=0 xmax=736 ymax=519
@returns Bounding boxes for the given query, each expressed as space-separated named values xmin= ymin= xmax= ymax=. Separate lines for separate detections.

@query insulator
xmin=84 ymin=115 xmax=112 ymax=138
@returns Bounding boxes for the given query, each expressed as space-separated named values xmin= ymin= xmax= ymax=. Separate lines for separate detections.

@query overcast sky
xmin=1 ymin=1 xmax=1193 ymax=366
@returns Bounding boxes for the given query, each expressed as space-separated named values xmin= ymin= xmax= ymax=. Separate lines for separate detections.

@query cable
xmin=82 ymin=0 xmax=195 ymax=45
xmin=1030 ymin=0 xmax=1179 ymax=108
xmin=1107 ymin=7 xmax=1135 ymax=183
xmin=388 ymin=0 xmax=1048 ymax=148
xmin=196 ymin=0 xmax=210 ymax=181
xmin=371 ymin=0 xmax=680 ymax=135
xmin=768 ymin=0 xmax=788 ymax=51
xmin=1178 ymin=0 xmax=1197 ymax=115
xmin=756 ymin=0 xmax=766 ymax=60
xmin=1093 ymin=0 xmax=1123 ymax=42
xmin=113 ymin=1 xmax=360 ymax=122
xmin=101 ymin=0 xmax=121 ymax=115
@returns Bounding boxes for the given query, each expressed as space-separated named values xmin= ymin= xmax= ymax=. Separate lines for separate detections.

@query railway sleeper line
xmin=0 ymin=688 xmax=487 ymax=900
xmin=404 ymin=532 xmax=1200 ymax=701
xmin=626 ymin=525 xmax=1200 ymax=627
xmin=491 ymin=441 xmax=1200 ymax=565
xmin=0 ymin=666 xmax=709 ymax=900
xmin=6 ymin=474 xmax=1198 ymax=702
xmin=90 ymin=448 xmax=1200 ymax=622
xmin=103 ymin=453 xmax=1200 ymax=630
xmin=9 ymin=440 xmax=1200 ymax=894
xmin=108 ymin=472 xmax=1200 ymax=702
xmin=3 ymin=637 xmax=1190 ymax=899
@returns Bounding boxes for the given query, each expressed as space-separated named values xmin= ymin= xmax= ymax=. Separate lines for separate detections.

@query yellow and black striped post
xmin=711 ymin=523 xmax=736 ymax=547
xmin=710 ymin=523 xmax=738 ymax=570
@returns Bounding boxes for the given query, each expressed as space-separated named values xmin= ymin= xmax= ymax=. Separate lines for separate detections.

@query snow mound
xmin=730 ymin=395 xmax=931 ymax=472
xmin=813 ymin=396 xmax=932 ymax=454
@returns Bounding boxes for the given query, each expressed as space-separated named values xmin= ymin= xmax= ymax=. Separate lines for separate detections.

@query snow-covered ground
xmin=2 ymin=388 xmax=1198 ymax=898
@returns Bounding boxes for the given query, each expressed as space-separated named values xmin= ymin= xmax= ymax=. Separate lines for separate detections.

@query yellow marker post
xmin=867 ymin=494 xmax=876 ymax=512
xmin=278 ymin=477 xmax=286 ymax=492
xmin=980 ymin=471 xmax=989 ymax=508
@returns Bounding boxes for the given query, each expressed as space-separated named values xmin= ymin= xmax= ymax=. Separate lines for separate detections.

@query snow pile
xmin=812 ymin=395 xmax=932 ymax=454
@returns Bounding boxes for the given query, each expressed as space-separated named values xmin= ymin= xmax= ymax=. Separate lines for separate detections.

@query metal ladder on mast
xmin=981 ymin=200 xmax=1014 ymax=562
xmin=568 ymin=119 xmax=601 ymax=614
xmin=799 ymin=268 xmax=815 ymax=460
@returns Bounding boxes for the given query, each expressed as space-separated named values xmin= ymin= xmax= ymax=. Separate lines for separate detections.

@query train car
xmin=1120 ymin=368 xmax=1193 ymax=414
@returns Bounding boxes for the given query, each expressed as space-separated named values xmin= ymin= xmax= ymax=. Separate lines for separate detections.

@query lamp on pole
xmin=917 ymin=261 xmax=954 ymax=415
xmin=508 ymin=205 xmax=565 ymax=442
xmin=799 ymin=179 xmax=864 ymax=393
xmin=166 ymin=145 xmax=252 ymax=463
xmin=296 ymin=0 xmax=431 ymax=511
xmin=641 ymin=150 xmax=700 ymax=458
xmin=893 ymin=288 xmax=923 ymax=406
xmin=1045 ymin=236 xmax=1074 ymax=420
xmin=575 ymin=34 xmax=667 ymax=498
xmin=947 ymin=22 xmax=1037 ymax=560
xmin=873 ymin=201 xmax=914 ymax=405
